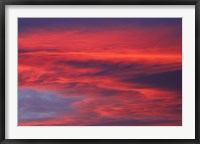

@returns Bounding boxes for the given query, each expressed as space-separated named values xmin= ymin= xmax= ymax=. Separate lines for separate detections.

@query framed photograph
xmin=1 ymin=0 xmax=199 ymax=143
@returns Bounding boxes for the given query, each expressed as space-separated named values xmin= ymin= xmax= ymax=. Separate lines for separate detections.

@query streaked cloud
xmin=18 ymin=18 xmax=182 ymax=126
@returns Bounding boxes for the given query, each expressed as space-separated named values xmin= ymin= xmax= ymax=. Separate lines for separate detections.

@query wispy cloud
xmin=18 ymin=18 xmax=182 ymax=126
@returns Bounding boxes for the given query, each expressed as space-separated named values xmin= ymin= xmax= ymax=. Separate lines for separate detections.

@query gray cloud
xmin=18 ymin=88 xmax=82 ymax=121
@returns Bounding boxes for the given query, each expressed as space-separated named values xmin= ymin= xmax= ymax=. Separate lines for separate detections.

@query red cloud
xmin=18 ymin=20 xmax=182 ymax=126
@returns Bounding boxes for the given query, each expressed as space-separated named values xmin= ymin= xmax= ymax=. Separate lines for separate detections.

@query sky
xmin=18 ymin=18 xmax=182 ymax=126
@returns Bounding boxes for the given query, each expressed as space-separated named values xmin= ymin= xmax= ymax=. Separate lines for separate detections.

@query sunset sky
xmin=18 ymin=18 xmax=182 ymax=126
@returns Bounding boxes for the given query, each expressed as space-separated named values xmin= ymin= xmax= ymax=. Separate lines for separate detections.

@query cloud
xmin=18 ymin=18 xmax=182 ymax=55
xmin=18 ymin=18 xmax=182 ymax=126
xmin=18 ymin=88 xmax=82 ymax=122
xmin=19 ymin=89 xmax=182 ymax=126
xmin=124 ymin=70 xmax=182 ymax=91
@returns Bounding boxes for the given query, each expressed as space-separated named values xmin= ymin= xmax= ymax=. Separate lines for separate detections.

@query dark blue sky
xmin=18 ymin=18 xmax=182 ymax=32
